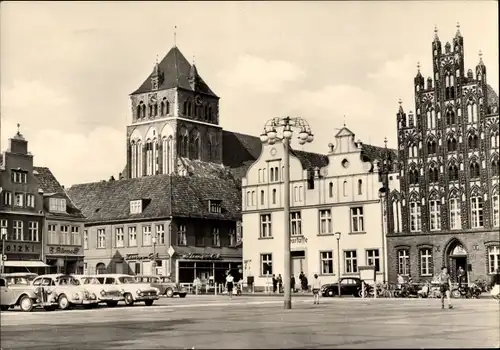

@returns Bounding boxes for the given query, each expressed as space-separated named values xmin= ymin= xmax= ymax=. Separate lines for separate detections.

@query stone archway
xmin=444 ymin=239 xmax=468 ymax=283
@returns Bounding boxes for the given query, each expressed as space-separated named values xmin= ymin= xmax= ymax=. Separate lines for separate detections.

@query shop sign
xmin=181 ymin=253 xmax=221 ymax=260
xmin=290 ymin=236 xmax=308 ymax=244
xmin=0 ymin=242 xmax=42 ymax=254
xmin=48 ymin=246 xmax=82 ymax=255
xmin=125 ymin=253 xmax=159 ymax=261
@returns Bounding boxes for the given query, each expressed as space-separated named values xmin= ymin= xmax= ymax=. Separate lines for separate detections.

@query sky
xmin=1 ymin=1 xmax=498 ymax=187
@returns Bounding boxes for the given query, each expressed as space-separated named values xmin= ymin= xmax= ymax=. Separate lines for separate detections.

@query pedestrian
xmin=302 ymin=275 xmax=308 ymax=293
xmin=272 ymin=274 xmax=277 ymax=294
xmin=225 ymin=271 xmax=235 ymax=300
xmin=290 ymin=275 xmax=296 ymax=293
xmin=457 ymin=266 xmax=466 ymax=288
xmin=278 ymin=274 xmax=283 ymax=293
xmin=437 ymin=266 xmax=453 ymax=309
xmin=312 ymin=274 xmax=321 ymax=304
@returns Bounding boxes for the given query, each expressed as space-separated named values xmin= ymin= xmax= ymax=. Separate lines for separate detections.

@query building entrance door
xmin=447 ymin=243 xmax=468 ymax=284
xmin=291 ymin=250 xmax=306 ymax=281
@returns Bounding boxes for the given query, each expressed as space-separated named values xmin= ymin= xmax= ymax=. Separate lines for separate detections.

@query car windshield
xmin=118 ymin=277 xmax=137 ymax=284
xmin=56 ymin=277 xmax=80 ymax=285
xmin=9 ymin=277 xmax=31 ymax=285
xmin=82 ymin=277 xmax=101 ymax=285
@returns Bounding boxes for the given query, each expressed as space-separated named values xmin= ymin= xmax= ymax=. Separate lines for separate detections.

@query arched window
xmin=427 ymin=140 xmax=437 ymax=155
xmin=343 ymin=181 xmax=347 ymax=197
xmin=429 ymin=166 xmax=439 ymax=183
xmin=272 ymin=189 xmax=277 ymax=204
xmin=148 ymin=104 xmax=153 ymax=117
xmin=207 ymin=139 xmax=213 ymax=161
xmin=260 ymin=190 xmax=265 ymax=205
xmin=179 ymin=131 xmax=189 ymax=157
xmin=447 ymin=110 xmax=456 ymax=125
xmin=468 ymin=134 xmax=479 ymax=149
xmin=492 ymin=158 xmax=499 ymax=176
xmin=409 ymin=144 xmax=418 ymax=158
xmin=146 ymin=140 xmax=154 ymax=176
xmin=187 ymin=102 xmax=192 ymax=117
xmin=141 ymin=104 xmax=146 ymax=119
xmin=208 ymin=106 xmax=212 ymax=121
xmin=153 ymin=103 xmax=158 ymax=117
xmin=183 ymin=101 xmax=188 ymax=115
xmin=448 ymin=137 xmax=458 ymax=152
xmin=136 ymin=104 xmax=142 ymax=119
xmin=469 ymin=161 xmax=480 ymax=178
xmin=163 ymin=136 xmax=173 ymax=174
xmin=166 ymin=101 xmax=170 ymax=115
xmin=409 ymin=169 xmax=419 ymax=185
xmin=160 ymin=101 xmax=165 ymax=116
xmin=491 ymin=131 xmax=499 ymax=149
xmin=136 ymin=141 xmax=143 ymax=177
xmin=131 ymin=141 xmax=137 ymax=178
xmin=448 ymin=164 xmax=459 ymax=181
xmin=329 ymin=182 xmax=334 ymax=198
xmin=358 ymin=179 xmax=363 ymax=195
xmin=96 ymin=263 xmax=106 ymax=275
xmin=189 ymin=132 xmax=200 ymax=160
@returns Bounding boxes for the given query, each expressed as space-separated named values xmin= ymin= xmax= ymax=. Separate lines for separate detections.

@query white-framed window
xmin=320 ymin=251 xmax=334 ymax=274
xmin=28 ymin=221 xmax=39 ymax=242
xmin=156 ymin=224 xmax=165 ymax=245
xmin=49 ymin=198 xmax=66 ymax=212
xmin=261 ymin=253 xmax=273 ymax=276
xmin=470 ymin=196 xmax=484 ymax=228
xmin=115 ymin=227 xmax=124 ymax=248
xmin=128 ymin=227 xmax=137 ymax=247
xmin=13 ymin=220 xmax=23 ymax=240
xmin=48 ymin=224 xmax=58 ymax=245
xmin=2 ymin=192 xmax=12 ymax=206
xmin=397 ymin=249 xmax=410 ymax=275
xmin=177 ymin=224 xmax=187 ymax=245
xmin=14 ymin=193 xmax=24 ymax=207
xmin=26 ymin=194 xmax=35 ymax=208
xmin=366 ymin=249 xmax=380 ymax=272
xmin=142 ymin=226 xmax=152 ymax=246
xmin=60 ymin=225 xmax=70 ymax=245
xmin=350 ymin=207 xmax=364 ymax=232
xmin=212 ymin=227 xmax=220 ymax=247
xmin=344 ymin=250 xmax=358 ymax=273
xmin=83 ymin=230 xmax=88 ymax=249
xmin=209 ymin=200 xmax=222 ymax=213
xmin=319 ymin=209 xmax=332 ymax=234
xmin=492 ymin=195 xmax=499 ymax=228
xmin=260 ymin=214 xmax=272 ymax=238
xmin=11 ymin=171 xmax=27 ymax=183
xmin=420 ymin=248 xmax=433 ymax=276
xmin=409 ymin=202 xmax=422 ymax=232
xmin=0 ymin=219 xmax=7 ymax=229
xmin=429 ymin=200 xmax=441 ymax=231
xmin=449 ymin=198 xmax=461 ymax=230
xmin=130 ymin=200 xmax=142 ymax=214
xmin=488 ymin=246 xmax=500 ymax=274
xmin=97 ymin=229 xmax=106 ymax=249
xmin=71 ymin=226 xmax=81 ymax=245
xmin=290 ymin=211 xmax=302 ymax=236
xmin=229 ymin=228 xmax=236 ymax=246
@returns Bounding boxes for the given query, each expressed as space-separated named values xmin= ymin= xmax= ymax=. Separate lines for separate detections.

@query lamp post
xmin=260 ymin=116 xmax=314 ymax=310
xmin=1 ymin=226 xmax=7 ymax=274
xmin=378 ymin=188 xmax=387 ymax=284
xmin=334 ymin=231 xmax=341 ymax=297
xmin=152 ymin=236 xmax=157 ymax=276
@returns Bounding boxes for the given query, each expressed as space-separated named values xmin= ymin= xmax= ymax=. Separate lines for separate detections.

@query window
xmin=260 ymin=214 xmax=272 ymax=238
xmin=2 ymin=192 xmax=12 ymax=206
xmin=97 ymin=229 xmax=106 ymax=249
xmin=343 ymin=181 xmax=347 ymax=197
xmin=212 ymin=227 xmax=220 ymax=247
xmin=156 ymin=224 xmax=165 ymax=245
xmin=448 ymin=137 xmax=458 ymax=152
xmin=420 ymin=248 xmax=433 ymax=276
xmin=270 ymin=166 xmax=279 ymax=182
xmin=491 ymin=132 xmax=499 ymax=149
xmin=448 ymin=164 xmax=459 ymax=181
xmin=272 ymin=189 xmax=276 ymax=204
xmin=350 ymin=207 xmax=364 ymax=232
xmin=357 ymin=179 xmax=363 ymax=195
xmin=488 ymin=246 xmax=500 ymax=274
xmin=261 ymin=254 xmax=273 ymax=276
xmin=229 ymin=228 xmax=236 ymax=246
xmin=290 ymin=212 xmax=302 ymax=236
xmin=492 ymin=159 xmax=499 ymax=176
xmin=142 ymin=226 xmax=152 ymax=246
xmin=28 ymin=222 xmax=39 ymax=242
xmin=11 ymin=170 xmax=27 ymax=183
xmin=14 ymin=193 xmax=24 ymax=207
xmin=446 ymin=110 xmax=456 ymax=125
xmin=366 ymin=249 xmax=380 ymax=272
xmin=84 ymin=230 xmax=88 ymax=249
xmin=468 ymin=134 xmax=479 ymax=149
xmin=470 ymin=161 xmax=480 ymax=178
xmin=177 ymin=224 xmax=187 ymax=245
xmin=26 ymin=194 xmax=35 ymax=208
xmin=130 ymin=200 xmax=142 ymax=214
xmin=319 ymin=209 xmax=332 ymax=234
xmin=49 ymin=198 xmax=66 ymax=212
xmin=344 ymin=250 xmax=358 ymax=274
xmin=427 ymin=141 xmax=437 ymax=154
xmin=329 ymin=182 xmax=334 ymax=198
xmin=409 ymin=169 xmax=419 ymax=185
xmin=471 ymin=196 xmax=484 ymax=228
xmin=320 ymin=251 xmax=334 ymax=274
xmin=429 ymin=200 xmax=441 ymax=231
xmin=408 ymin=144 xmax=418 ymax=158
xmin=71 ymin=226 xmax=81 ymax=245
xmin=115 ymin=228 xmax=124 ymax=248
xmin=260 ymin=190 xmax=265 ymax=205
xmin=409 ymin=202 xmax=422 ymax=232
xmin=209 ymin=200 xmax=222 ymax=213
xmin=307 ymin=170 xmax=315 ymax=190
xmin=449 ymin=199 xmax=461 ymax=230
xmin=492 ymin=195 xmax=499 ymax=228
xmin=397 ymin=249 xmax=410 ymax=275
xmin=429 ymin=166 xmax=439 ymax=183
xmin=128 ymin=227 xmax=137 ymax=246
xmin=48 ymin=224 xmax=58 ymax=244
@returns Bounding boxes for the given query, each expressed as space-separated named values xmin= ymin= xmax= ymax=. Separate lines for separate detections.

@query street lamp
xmin=0 ymin=226 xmax=7 ymax=275
xmin=334 ymin=231 xmax=341 ymax=297
xmin=260 ymin=116 xmax=314 ymax=310
xmin=152 ymin=236 xmax=157 ymax=276
xmin=378 ymin=187 xmax=387 ymax=284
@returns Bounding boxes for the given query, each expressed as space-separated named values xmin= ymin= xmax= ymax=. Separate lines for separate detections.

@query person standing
xmin=457 ymin=266 xmax=466 ymax=288
xmin=312 ymin=274 xmax=321 ymax=304
xmin=302 ymin=274 xmax=308 ymax=293
xmin=272 ymin=274 xmax=277 ymax=294
xmin=278 ymin=274 xmax=283 ymax=293
xmin=225 ymin=271 xmax=235 ymax=300
xmin=438 ymin=266 xmax=453 ymax=309
xmin=290 ymin=275 xmax=296 ymax=293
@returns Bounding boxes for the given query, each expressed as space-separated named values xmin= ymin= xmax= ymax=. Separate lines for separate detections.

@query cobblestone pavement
xmin=1 ymin=296 xmax=498 ymax=349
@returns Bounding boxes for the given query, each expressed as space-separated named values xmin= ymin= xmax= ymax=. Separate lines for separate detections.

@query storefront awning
xmin=4 ymin=260 xmax=49 ymax=268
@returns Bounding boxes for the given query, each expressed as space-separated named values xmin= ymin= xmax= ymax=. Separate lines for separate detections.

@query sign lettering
xmin=48 ymin=246 xmax=81 ymax=255
xmin=181 ymin=253 xmax=221 ymax=260
xmin=125 ymin=253 xmax=159 ymax=261
xmin=290 ymin=236 xmax=308 ymax=244
xmin=0 ymin=242 xmax=41 ymax=254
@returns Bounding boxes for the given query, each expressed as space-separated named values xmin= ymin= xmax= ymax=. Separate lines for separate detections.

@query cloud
xmin=216 ymin=54 xmax=305 ymax=94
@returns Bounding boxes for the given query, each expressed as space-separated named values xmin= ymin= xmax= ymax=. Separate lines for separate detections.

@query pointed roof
xmin=131 ymin=46 xmax=218 ymax=97
xmin=335 ymin=126 xmax=356 ymax=138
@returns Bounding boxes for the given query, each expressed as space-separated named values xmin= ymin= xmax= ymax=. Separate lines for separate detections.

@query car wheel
xmin=58 ymin=294 xmax=71 ymax=310
xmin=165 ymin=288 xmax=174 ymax=298
xmin=19 ymin=296 xmax=34 ymax=312
xmin=179 ymin=293 xmax=187 ymax=298
xmin=144 ymin=300 xmax=154 ymax=306
xmin=106 ymin=301 xmax=119 ymax=307
xmin=124 ymin=293 xmax=134 ymax=306
xmin=1 ymin=305 xmax=10 ymax=311
xmin=327 ymin=289 xmax=334 ymax=297
xmin=451 ymin=290 xmax=461 ymax=299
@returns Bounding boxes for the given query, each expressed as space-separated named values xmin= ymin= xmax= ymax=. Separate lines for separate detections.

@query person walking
xmin=226 ymin=271 xmax=235 ymax=300
xmin=438 ymin=266 xmax=453 ymax=309
xmin=278 ymin=274 xmax=283 ymax=293
xmin=312 ymin=274 xmax=321 ymax=304
xmin=272 ymin=274 xmax=277 ymax=294
xmin=457 ymin=266 xmax=466 ymax=288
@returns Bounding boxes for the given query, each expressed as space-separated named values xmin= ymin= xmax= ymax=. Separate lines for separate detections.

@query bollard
xmin=362 ymin=282 xmax=365 ymax=299
xmin=215 ymin=283 xmax=217 ymax=296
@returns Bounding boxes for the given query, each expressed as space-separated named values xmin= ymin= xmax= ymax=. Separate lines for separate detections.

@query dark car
xmin=321 ymin=277 xmax=366 ymax=297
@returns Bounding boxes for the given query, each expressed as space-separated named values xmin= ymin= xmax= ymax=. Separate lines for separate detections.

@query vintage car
xmin=0 ymin=276 xmax=58 ymax=312
xmin=31 ymin=274 xmax=99 ymax=310
xmin=2 ymin=272 xmax=39 ymax=285
xmin=72 ymin=275 xmax=124 ymax=307
xmin=135 ymin=275 xmax=187 ymax=298
xmin=94 ymin=274 xmax=160 ymax=306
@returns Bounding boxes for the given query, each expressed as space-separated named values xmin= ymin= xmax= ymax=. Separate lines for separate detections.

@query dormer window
xmin=11 ymin=170 xmax=27 ymax=183
xmin=130 ymin=200 xmax=142 ymax=214
xmin=49 ymin=198 xmax=66 ymax=212
xmin=209 ymin=200 xmax=222 ymax=213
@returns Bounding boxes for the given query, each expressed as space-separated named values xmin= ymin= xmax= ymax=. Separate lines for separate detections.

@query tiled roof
xmin=67 ymin=174 xmax=242 ymax=224
xmin=132 ymin=46 xmax=217 ymax=97
xmin=290 ymin=149 xmax=329 ymax=169
xmin=178 ymin=158 xmax=232 ymax=179
xmin=487 ymin=85 xmax=499 ymax=108
xmin=360 ymin=144 xmax=398 ymax=162
xmin=33 ymin=167 xmax=85 ymax=219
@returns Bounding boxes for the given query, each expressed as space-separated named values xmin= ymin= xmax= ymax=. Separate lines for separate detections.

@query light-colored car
xmin=94 ymin=274 xmax=160 ymax=306
xmin=32 ymin=274 xmax=99 ymax=310
xmin=72 ymin=275 xmax=124 ymax=307
xmin=2 ymin=272 xmax=39 ymax=285
xmin=135 ymin=275 xmax=187 ymax=298
xmin=0 ymin=276 xmax=58 ymax=312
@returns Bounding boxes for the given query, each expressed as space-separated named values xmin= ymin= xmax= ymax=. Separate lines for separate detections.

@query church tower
xmin=125 ymin=45 xmax=222 ymax=179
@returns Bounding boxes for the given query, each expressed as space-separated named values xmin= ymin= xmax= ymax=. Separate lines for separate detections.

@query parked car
xmin=135 ymin=275 xmax=187 ymax=298
xmin=94 ymin=274 xmax=160 ymax=306
xmin=72 ymin=275 xmax=124 ymax=307
xmin=31 ymin=274 xmax=99 ymax=310
xmin=2 ymin=273 xmax=38 ymax=286
xmin=0 ymin=277 xmax=58 ymax=312
xmin=320 ymin=277 xmax=366 ymax=297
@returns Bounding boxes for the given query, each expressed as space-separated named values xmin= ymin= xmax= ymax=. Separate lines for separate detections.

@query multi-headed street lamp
xmin=260 ymin=116 xmax=314 ymax=310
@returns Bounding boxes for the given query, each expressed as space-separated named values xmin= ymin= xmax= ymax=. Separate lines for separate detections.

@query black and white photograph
xmin=0 ymin=1 xmax=499 ymax=349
